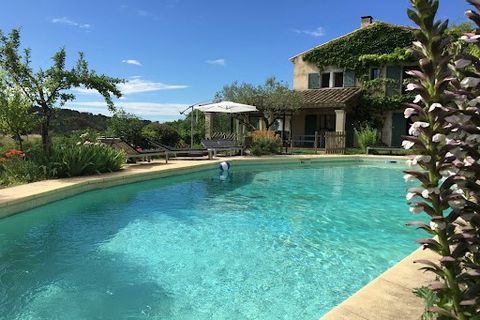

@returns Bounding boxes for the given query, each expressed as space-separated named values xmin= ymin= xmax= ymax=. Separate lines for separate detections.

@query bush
xmin=142 ymin=122 xmax=181 ymax=147
xmin=107 ymin=110 xmax=146 ymax=147
xmin=354 ymin=124 xmax=378 ymax=152
xmin=0 ymin=149 xmax=45 ymax=186
xmin=46 ymin=142 xmax=126 ymax=178
xmin=249 ymin=130 xmax=281 ymax=156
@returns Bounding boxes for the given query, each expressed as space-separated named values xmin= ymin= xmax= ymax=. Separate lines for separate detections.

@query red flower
xmin=3 ymin=149 xmax=25 ymax=159
xmin=0 ymin=157 xmax=6 ymax=162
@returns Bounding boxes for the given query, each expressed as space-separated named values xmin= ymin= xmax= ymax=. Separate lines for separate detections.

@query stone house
xmin=288 ymin=16 xmax=416 ymax=148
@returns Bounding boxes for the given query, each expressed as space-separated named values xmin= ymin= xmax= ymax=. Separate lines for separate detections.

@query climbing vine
xmin=302 ymin=22 xmax=416 ymax=129
xmin=303 ymin=22 xmax=415 ymax=74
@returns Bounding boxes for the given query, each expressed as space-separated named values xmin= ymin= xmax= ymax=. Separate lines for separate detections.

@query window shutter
xmin=308 ymin=73 xmax=320 ymax=89
xmin=344 ymin=70 xmax=355 ymax=87
xmin=386 ymin=66 xmax=402 ymax=96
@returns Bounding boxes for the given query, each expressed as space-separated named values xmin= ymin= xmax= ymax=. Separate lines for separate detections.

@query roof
xmin=300 ymin=87 xmax=363 ymax=109
xmin=289 ymin=22 xmax=416 ymax=61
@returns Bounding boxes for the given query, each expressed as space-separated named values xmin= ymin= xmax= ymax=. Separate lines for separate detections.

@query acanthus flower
xmin=432 ymin=133 xmax=446 ymax=143
xmin=409 ymin=121 xmax=430 ymax=136
xmin=460 ymin=32 xmax=480 ymax=43
xmin=404 ymin=107 xmax=417 ymax=118
xmin=460 ymin=77 xmax=480 ymax=88
xmin=428 ymin=103 xmax=448 ymax=112
xmin=402 ymin=140 xmax=415 ymax=150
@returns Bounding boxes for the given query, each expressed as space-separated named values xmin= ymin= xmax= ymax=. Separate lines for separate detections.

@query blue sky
xmin=0 ymin=0 xmax=468 ymax=122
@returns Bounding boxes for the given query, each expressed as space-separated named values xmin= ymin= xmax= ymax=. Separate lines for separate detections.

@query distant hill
xmin=30 ymin=108 xmax=152 ymax=134
xmin=50 ymin=108 xmax=110 ymax=133
xmin=30 ymin=108 xmax=110 ymax=134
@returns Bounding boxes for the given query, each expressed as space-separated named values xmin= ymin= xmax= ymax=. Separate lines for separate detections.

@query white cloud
xmin=74 ymin=77 xmax=188 ymax=95
xmin=206 ymin=59 xmax=226 ymax=66
xmin=67 ymin=101 xmax=189 ymax=120
xmin=119 ymin=78 xmax=188 ymax=94
xmin=51 ymin=17 xmax=91 ymax=29
xmin=292 ymin=27 xmax=325 ymax=37
xmin=122 ymin=59 xmax=142 ymax=66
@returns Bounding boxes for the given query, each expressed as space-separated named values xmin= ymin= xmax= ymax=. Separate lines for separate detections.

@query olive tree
xmin=0 ymin=29 xmax=123 ymax=154
xmin=215 ymin=77 xmax=303 ymax=130
xmin=0 ymin=88 xmax=35 ymax=149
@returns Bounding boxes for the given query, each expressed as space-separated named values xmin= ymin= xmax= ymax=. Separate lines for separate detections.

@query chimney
xmin=361 ymin=16 xmax=373 ymax=28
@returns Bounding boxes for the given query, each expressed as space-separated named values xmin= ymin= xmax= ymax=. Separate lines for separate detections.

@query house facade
xmin=288 ymin=16 xmax=416 ymax=148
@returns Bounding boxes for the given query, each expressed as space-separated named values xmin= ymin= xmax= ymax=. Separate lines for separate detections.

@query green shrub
xmin=250 ymin=130 xmax=281 ymax=156
xmin=354 ymin=124 xmax=378 ymax=152
xmin=46 ymin=142 xmax=126 ymax=178
xmin=142 ymin=122 xmax=181 ymax=147
xmin=0 ymin=149 xmax=45 ymax=186
xmin=107 ymin=110 xmax=146 ymax=147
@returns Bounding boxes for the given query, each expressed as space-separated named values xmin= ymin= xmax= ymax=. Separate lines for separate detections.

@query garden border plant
xmin=403 ymin=0 xmax=480 ymax=318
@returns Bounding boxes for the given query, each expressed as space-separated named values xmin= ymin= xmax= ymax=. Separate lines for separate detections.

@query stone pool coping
xmin=0 ymin=154 xmax=433 ymax=320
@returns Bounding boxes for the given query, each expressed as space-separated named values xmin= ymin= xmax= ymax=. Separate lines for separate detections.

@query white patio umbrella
xmin=194 ymin=101 xmax=258 ymax=113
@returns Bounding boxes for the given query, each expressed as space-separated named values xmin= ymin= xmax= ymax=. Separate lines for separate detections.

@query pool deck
xmin=0 ymin=155 xmax=434 ymax=320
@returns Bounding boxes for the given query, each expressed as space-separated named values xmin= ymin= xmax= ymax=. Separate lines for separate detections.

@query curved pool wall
xmin=0 ymin=156 xmax=393 ymax=219
xmin=0 ymin=156 xmax=416 ymax=319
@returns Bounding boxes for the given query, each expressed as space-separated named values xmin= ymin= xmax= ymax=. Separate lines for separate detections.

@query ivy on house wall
xmin=302 ymin=22 xmax=416 ymax=74
xmin=303 ymin=22 xmax=416 ymax=130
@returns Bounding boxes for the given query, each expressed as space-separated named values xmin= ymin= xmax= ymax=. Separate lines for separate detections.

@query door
xmin=391 ymin=112 xmax=407 ymax=146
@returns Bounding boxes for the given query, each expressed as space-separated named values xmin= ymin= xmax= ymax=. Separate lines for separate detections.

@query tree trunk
xmin=14 ymin=132 xmax=23 ymax=150
xmin=40 ymin=106 xmax=52 ymax=156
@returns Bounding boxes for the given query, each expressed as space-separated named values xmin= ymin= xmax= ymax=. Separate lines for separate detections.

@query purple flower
xmin=460 ymin=32 xmax=480 ymax=43
xmin=461 ymin=77 xmax=480 ymax=88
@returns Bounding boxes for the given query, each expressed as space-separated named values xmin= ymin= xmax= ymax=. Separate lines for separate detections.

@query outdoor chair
xmin=98 ymin=137 xmax=169 ymax=163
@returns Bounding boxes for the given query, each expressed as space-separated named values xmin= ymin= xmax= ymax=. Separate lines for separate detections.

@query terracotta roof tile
xmin=300 ymin=87 xmax=363 ymax=109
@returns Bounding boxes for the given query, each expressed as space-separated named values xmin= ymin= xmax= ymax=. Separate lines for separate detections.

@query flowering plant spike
xmin=405 ymin=0 xmax=480 ymax=319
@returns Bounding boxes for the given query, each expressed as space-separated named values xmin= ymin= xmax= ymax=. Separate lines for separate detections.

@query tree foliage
xmin=0 ymin=29 xmax=123 ymax=154
xmin=215 ymin=77 xmax=304 ymax=129
xmin=142 ymin=122 xmax=181 ymax=147
xmin=0 ymin=88 xmax=35 ymax=149
xmin=106 ymin=110 xmax=147 ymax=147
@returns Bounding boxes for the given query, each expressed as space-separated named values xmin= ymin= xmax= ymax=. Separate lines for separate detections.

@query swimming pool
xmin=0 ymin=160 xmax=418 ymax=319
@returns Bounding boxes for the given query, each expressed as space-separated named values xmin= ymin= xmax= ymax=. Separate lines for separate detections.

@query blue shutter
xmin=344 ymin=70 xmax=355 ymax=87
xmin=308 ymin=73 xmax=320 ymax=89
xmin=386 ymin=66 xmax=402 ymax=96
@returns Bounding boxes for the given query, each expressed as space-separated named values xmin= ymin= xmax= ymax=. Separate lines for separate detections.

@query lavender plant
xmin=404 ymin=0 xmax=480 ymax=319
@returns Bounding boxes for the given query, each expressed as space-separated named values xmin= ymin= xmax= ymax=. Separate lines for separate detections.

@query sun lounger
xmin=98 ymin=137 xmax=169 ymax=163
xmin=366 ymin=146 xmax=404 ymax=155
xmin=146 ymin=139 xmax=213 ymax=159
xmin=201 ymin=139 xmax=244 ymax=158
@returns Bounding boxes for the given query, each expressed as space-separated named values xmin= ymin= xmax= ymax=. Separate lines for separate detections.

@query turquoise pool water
xmin=0 ymin=160 xmax=419 ymax=320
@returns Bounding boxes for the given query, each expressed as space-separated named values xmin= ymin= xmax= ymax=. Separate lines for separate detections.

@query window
xmin=386 ymin=66 xmax=402 ymax=96
xmin=333 ymin=72 xmax=344 ymax=87
xmin=308 ymin=73 xmax=320 ymax=89
xmin=370 ymin=68 xmax=381 ymax=80
xmin=321 ymin=73 xmax=330 ymax=88
xmin=344 ymin=70 xmax=356 ymax=87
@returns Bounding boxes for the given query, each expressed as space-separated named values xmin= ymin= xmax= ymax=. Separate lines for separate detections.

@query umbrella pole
xmin=191 ymin=109 xmax=194 ymax=147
